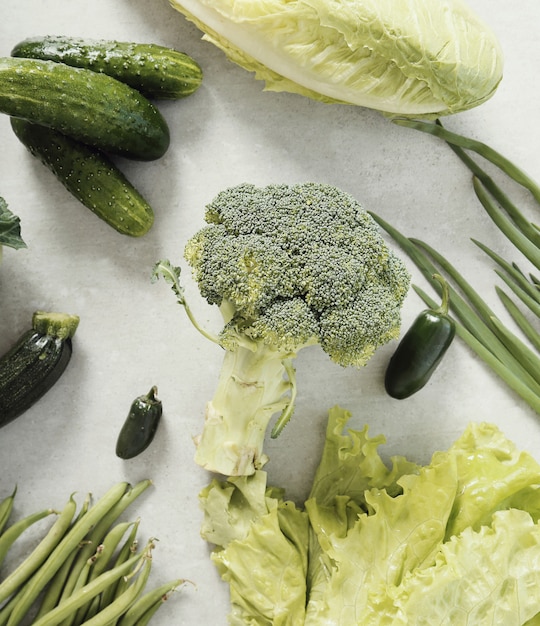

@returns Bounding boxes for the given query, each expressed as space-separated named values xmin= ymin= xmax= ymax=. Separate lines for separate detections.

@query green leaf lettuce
xmin=200 ymin=406 xmax=540 ymax=624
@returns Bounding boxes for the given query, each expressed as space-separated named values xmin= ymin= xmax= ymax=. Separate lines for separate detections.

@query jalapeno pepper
xmin=384 ymin=274 xmax=455 ymax=399
xmin=115 ymin=386 xmax=163 ymax=459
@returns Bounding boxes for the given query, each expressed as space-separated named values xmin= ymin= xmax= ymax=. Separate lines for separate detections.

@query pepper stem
xmin=432 ymin=273 xmax=451 ymax=316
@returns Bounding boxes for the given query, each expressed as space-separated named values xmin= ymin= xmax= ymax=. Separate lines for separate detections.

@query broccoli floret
xmin=154 ymin=182 xmax=410 ymax=476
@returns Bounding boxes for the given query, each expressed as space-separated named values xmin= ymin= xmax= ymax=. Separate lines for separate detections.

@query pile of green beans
xmin=0 ymin=481 xmax=188 ymax=626
xmin=370 ymin=118 xmax=540 ymax=414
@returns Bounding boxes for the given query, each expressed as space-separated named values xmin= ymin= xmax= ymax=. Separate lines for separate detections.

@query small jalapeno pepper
xmin=115 ymin=386 xmax=163 ymax=459
xmin=384 ymin=274 xmax=455 ymax=399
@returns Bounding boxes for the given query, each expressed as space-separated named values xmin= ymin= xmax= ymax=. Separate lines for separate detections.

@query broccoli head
xmin=155 ymin=182 xmax=410 ymax=476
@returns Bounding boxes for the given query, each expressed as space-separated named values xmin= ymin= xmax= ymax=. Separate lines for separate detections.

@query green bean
xmin=70 ymin=521 xmax=136 ymax=625
xmin=496 ymin=287 xmax=540 ymax=352
xmin=117 ymin=579 xmax=187 ymax=626
xmin=78 ymin=595 xmax=100 ymax=623
xmin=473 ymin=177 xmax=540 ymax=270
xmin=31 ymin=548 xmax=148 ymax=626
xmin=0 ymin=508 xmax=56 ymax=569
xmin=392 ymin=118 xmax=540 ymax=204
xmin=99 ymin=521 xmax=140 ymax=612
xmin=0 ymin=590 xmax=18 ymax=626
xmin=0 ymin=496 xmax=77 ymax=605
xmin=0 ymin=487 xmax=16 ymax=535
xmin=56 ymin=481 xmax=151 ymax=620
xmin=55 ymin=552 xmax=95 ymax=626
xmin=63 ymin=480 xmax=151 ymax=596
xmin=79 ymin=550 xmax=153 ymax=626
xmin=34 ymin=494 xmax=92 ymax=620
xmin=4 ymin=482 xmax=129 ymax=626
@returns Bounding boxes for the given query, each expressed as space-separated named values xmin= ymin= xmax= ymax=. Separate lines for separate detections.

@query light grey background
xmin=1 ymin=1 xmax=539 ymax=623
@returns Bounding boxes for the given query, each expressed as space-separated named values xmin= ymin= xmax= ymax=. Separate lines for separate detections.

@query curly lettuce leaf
xmin=201 ymin=406 xmax=540 ymax=624
xmin=0 ymin=197 xmax=26 ymax=251
xmin=388 ymin=509 xmax=540 ymax=625
xmin=200 ymin=471 xmax=309 ymax=624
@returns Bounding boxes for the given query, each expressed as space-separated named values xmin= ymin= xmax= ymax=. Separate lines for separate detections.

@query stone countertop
xmin=1 ymin=1 xmax=539 ymax=623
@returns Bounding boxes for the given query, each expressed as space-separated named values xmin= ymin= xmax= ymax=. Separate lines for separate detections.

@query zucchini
xmin=11 ymin=36 xmax=203 ymax=100
xmin=116 ymin=386 xmax=163 ymax=459
xmin=11 ymin=118 xmax=154 ymax=237
xmin=0 ymin=57 xmax=170 ymax=161
xmin=0 ymin=311 xmax=80 ymax=427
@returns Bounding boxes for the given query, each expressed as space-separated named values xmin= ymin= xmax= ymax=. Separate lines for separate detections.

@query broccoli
xmin=154 ymin=182 xmax=410 ymax=476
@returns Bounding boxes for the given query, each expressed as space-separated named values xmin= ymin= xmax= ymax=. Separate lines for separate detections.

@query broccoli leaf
xmin=0 ymin=197 xmax=26 ymax=250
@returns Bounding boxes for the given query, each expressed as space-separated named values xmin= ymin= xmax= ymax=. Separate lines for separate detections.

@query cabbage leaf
xmin=169 ymin=0 xmax=504 ymax=117
xmin=200 ymin=407 xmax=540 ymax=624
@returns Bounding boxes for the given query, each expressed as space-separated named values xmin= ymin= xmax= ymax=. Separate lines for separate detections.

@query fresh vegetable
xmin=153 ymin=182 xmax=410 ymax=475
xmin=200 ymin=405 xmax=540 ymax=624
xmin=11 ymin=118 xmax=155 ymax=237
xmin=0 ymin=197 xmax=26 ymax=265
xmin=0 ymin=310 xmax=80 ymax=427
xmin=385 ymin=273 xmax=455 ymax=399
xmin=116 ymin=386 xmax=163 ymax=459
xmin=0 ymin=57 xmax=170 ymax=161
xmin=169 ymin=0 xmax=503 ymax=117
xmin=370 ymin=118 xmax=540 ymax=415
xmin=11 ymin=36 xmax=203 ymax=100
xmin=0 ymin=481 xmax=188 ymax=625
xmin=0 ymin=488 xmax=16 ymax=536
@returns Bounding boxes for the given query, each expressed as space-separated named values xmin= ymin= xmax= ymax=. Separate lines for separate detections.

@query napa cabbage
xmin=201 ymin=406 xmax=540 ymax=624
xmin=169 ymin=0 xmax=504 ymax=117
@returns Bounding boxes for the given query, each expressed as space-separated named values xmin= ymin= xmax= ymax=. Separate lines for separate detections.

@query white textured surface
xmin=0 ymin=1 xmax=539 ymax=624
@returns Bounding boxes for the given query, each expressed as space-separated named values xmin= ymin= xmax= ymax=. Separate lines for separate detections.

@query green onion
xmin=372 ymin=118 xmax=540 ymax=415
xmin=393 ymin=118 xmax=540 ymax=203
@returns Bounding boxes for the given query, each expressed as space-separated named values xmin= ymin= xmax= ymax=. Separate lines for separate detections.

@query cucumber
xmin=0 ymin=311 xmax=80 ymax=428
xmin=11 ymin=36 xmax=203 ymax=100
xmin=0 ymin=57 xmax=170 ymax=161
xmin=11 ymin=118 xmax=154 ymax=237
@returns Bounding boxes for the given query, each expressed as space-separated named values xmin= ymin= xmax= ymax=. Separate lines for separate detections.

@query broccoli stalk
xmin=197 ymin=341 xmax=294 ymax=475
xmin=154 ymin=183 xmax=410 ymax=476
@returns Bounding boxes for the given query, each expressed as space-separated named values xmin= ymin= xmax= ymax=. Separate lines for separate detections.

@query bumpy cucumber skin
xmin=11 ymin=118 xmax=155 ymax=237
xmin=11 ymin=36 xmax=203 ymax=100
xmin=0 ymin=312 xmax=79 ymax=428
xmin=0 ymin=57 xmax=170 ymax=161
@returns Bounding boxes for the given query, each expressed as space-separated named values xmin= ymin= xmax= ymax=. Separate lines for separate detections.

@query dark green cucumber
xmin=11 ymin=118 xmax=154 ymax=237
xmin=116 ymin=386 xmax=163 ymax=459
xmin=0 ymin=57 xmax=170 ymax=161
xmin=11 ymin=36 xmax=203 ymax=100
xmin=0 ymin=311 xmax=80 ymax=427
